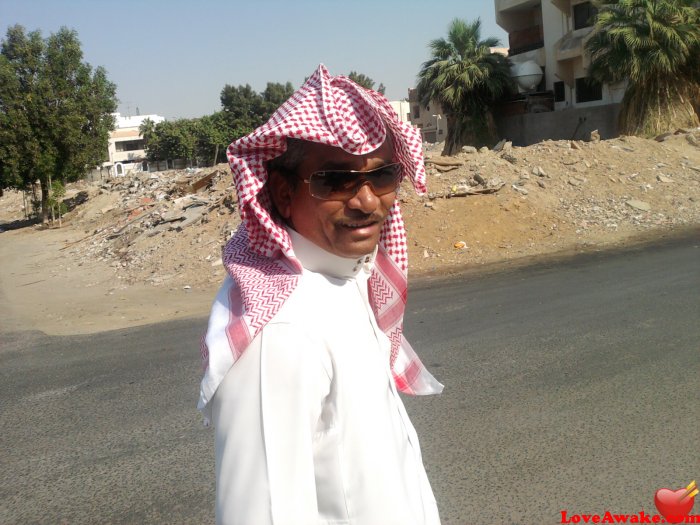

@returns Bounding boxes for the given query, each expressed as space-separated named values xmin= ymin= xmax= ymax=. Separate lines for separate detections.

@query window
xmin=115 ymin=139 xmax=145 ymax=152
xmin=573 ymin=2 xmax=598 ymax=30
xmin=575 ymin=77 xmax=602 ymax=103
xmin=554 ymin=81 xmax=565 ymax=102
xmin=413 ymin=105 xmax=420 ymax=119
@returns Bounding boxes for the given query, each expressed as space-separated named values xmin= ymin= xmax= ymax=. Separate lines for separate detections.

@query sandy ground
xmin=1 ymin=131 xmax=699 ymax=336
xmin=0 ymin=226 xmax=215 ymax=335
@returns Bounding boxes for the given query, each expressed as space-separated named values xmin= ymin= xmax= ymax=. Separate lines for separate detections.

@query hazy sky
xmin=1 ymin=0 xmax=508 ymax=120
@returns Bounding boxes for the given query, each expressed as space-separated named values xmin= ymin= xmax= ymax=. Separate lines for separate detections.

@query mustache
xmin=339 ymin=212 xmax=386 ymax=223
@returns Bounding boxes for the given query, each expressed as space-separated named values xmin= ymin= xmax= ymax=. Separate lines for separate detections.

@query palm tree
xmin=585 ymin=0 xmax=700 ymax=136
xmin=417 ymin=18 xmax=513 ymax=155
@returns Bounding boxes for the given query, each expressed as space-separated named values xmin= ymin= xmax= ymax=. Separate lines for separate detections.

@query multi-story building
xmin=495 ymin=0 xmax=626 ymax=143
xmin=103 ymin=112 xmax=165 ymax=177
xmin=496 ymin=0 xmax=625 ymax=108
xmin=407 ymin=88 xmax=448 ymax=144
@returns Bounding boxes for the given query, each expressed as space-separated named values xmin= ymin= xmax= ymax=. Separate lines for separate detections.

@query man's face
xmin=273 ymin=137 xmax=397 ymax=259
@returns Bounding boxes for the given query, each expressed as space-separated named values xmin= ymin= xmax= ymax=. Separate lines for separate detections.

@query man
xmin=198 ymin=64 xmax=443 ymax=525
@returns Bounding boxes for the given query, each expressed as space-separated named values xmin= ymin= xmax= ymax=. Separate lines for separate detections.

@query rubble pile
xmin=59 ymin=165 xmax=241 ymax=288
xmin=2 ymin=129 xmax=699 ymax=287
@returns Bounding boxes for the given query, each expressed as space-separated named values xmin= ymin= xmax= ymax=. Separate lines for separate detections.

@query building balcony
xmin=495 ymin=0 xmax=541 ymax=32
xmin=509 ymin=25 xmax=544 ymax=56
xmin=495 ymin=0 xmax=540 ymax=14
xmin=112 ymin=150 xmax=146 ymax=163
xmin=550 ymin=0 xmax=570 ymax=14
xmin=554 ymin=26 xmax=593 ymax=62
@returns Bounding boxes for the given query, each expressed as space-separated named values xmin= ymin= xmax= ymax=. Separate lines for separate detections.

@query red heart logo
xmin=654 ymin=487 xmax=695 ymax=524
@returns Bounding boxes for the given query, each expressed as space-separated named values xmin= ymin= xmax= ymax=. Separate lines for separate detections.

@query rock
xmin=570 ymin=141 xmax=581 ymax=150
xmin=512 ymin=184 xmax=529 ymax=195
xmin=493 ymin=139 xmax=507 ymax=152
xmin=532 ymin=166 xmax=547 ymax=177
xmin=687 ymin=134 xmax=698 ymax=146
xmin=589 ymin=129 xmax=601 ymax=142
xmin=568 ymin=178 xmax=581 ymax=187
xmin=479 ymin=146 xmax=489 ymax=153
xmin=427 ymin=156 xmax=464 ymax=167
xmin=537 ymin=180 xmax=546 ymax=189
xmin=461 ymin=146 xmax=477 ymax=154
xmin=626 ymin=199 xmax=651 ymax=212
xmin=654 ymin=132 xmax=673 ymax=142
xmin=656 ymin=175 xmax=673 ymax=183
xmin=501 ymin=153 xmax=518 ymax=165
xmin=474 ymin=173 xmax=486 ymax=185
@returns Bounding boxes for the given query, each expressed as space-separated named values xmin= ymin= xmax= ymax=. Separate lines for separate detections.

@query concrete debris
xmin=501 ymin=153 xmax=518 ymax=165
xmin=6 ymin=130 xmax=694 ymax=291
xmin=426 ymin=156 xmax=464 ymax=167
xmin=492 ymin=139 xmax=508 ymax=152
xmin=626 ymin=199 xmax=651 ymax=212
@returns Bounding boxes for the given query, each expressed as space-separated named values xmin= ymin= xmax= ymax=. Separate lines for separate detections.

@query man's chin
xmin=332 ymin=231 xmax=381 ymax=258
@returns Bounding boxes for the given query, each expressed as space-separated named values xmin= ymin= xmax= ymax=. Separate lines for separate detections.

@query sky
xmin=1 ymin=0 xmax=508 ymax=120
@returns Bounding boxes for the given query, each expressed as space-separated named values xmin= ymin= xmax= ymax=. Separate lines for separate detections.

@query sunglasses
xmin=301 ymin=163 xmax=403 ymax=201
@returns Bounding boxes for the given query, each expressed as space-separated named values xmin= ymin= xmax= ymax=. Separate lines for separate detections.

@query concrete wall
xmin=495 ymin=103 xmax=621 ymax=146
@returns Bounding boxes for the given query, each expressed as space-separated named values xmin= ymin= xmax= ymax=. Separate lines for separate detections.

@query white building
xmin=103 ymin=112 xmax=165 ymax=177
xmin=389 ymin=100 xmax=411 ymax=125
xmin=495 ymin=0 xmax=625 ymax=109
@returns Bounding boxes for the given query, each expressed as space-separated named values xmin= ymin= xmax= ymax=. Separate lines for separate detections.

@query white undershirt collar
xmin=286 ymin=227 xmax=377 ymax=279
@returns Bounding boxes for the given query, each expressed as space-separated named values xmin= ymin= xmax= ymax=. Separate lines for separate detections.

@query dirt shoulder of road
xmin=1 ymin=131 xmax=699 ymax=336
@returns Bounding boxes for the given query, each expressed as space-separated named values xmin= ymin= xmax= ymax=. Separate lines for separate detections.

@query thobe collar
xmin=286 ymin=227 xmax=377 ymax=279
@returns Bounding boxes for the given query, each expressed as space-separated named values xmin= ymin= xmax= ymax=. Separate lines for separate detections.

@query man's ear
xmin=268 ymin=169 xmax=294 ymax=220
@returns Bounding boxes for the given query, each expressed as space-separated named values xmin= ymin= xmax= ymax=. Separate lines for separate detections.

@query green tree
xmin=219 ymin=81 xmax=295 ymax=143
xmin=347 ymin=71 xmax=386 ymax=95
xmin=261 ymin=81 xmax=294 ymax=112
xmin=142 ymin=119 xmax=197 ymax=165
xmin=195 ymin=111 xmax=231 ymax=165
xmin=0 ymin=25 xmax=117 ymax=221
xmin=139 ymin=117 xmax=156 ymax=149
xmin=220 ymin=83 xmax=266 ymax=134
xmin=417 ymin=18 xmax=513 ymax=154
xmin=585 ymin=0 xmax=700 ymax=136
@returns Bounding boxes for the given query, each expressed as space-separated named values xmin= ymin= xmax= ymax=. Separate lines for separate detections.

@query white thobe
xmin=210 ymin=229 xmax=440 ymax=525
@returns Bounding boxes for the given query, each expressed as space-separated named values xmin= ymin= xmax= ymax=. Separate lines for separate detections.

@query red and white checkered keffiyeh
xmin=199 ymin=64 xmax=442 ymax=415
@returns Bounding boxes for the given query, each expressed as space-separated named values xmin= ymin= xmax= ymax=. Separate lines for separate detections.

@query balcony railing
xmin=509 ymin=25 xmax=544 ymax=56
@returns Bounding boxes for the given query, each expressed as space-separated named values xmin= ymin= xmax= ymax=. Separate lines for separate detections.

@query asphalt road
xmin=1 ymin=233 xmax=698 ymax=524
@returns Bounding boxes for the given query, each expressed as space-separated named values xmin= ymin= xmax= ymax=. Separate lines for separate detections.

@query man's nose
xmin=346 ymin=182 xmax=380 ymax=212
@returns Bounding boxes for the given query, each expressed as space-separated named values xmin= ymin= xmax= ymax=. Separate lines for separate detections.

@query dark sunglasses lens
xmin=309 ymin=164 xmax=401 ymax=200
xmin=368 ymin=164 xmax=402 ymax=195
